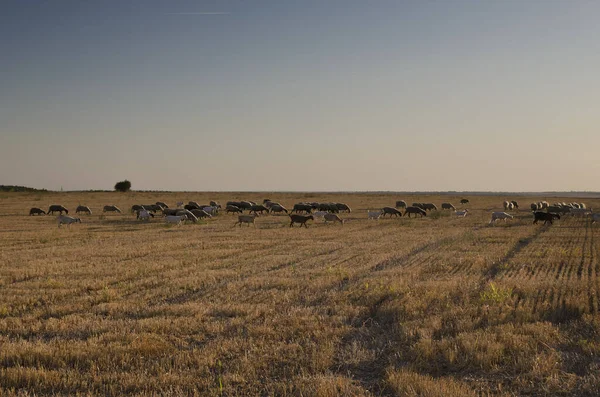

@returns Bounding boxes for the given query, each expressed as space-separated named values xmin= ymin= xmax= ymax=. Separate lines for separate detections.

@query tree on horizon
xmin=114 ymin=180 xmax=132 ymax=192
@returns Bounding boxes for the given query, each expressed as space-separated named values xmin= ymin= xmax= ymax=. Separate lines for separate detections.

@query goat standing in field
xmin=76 ymin=205 xmax=92 ymax=215
xmin=234 ymin=214 xmax=257 ymax=227
xmin=454 ymin=209 xmax=468 ymax=217
xmin=137 ymin=209 xmax=154 ymax=221
xmin=48 ymin=205 xmax=68 ymax=215
xmin=103 ymin=205 xmax=122 ymax=214
xmin=368 ymin=210 xmax=383 ymax=220
xmin=57 ymin=215 xmax=81 ymax=228
xmin=490 ymin=212 xmax=513 ymax=224
xmin=165 ymin=215 xmax=186 ymax=226
xmin=289 ymin=214 xmax=314 ymax=228
xmin=324 ymin=213 xmax=344 ymax=225
xmin=29 ymin=207 xmax=46 ymax=216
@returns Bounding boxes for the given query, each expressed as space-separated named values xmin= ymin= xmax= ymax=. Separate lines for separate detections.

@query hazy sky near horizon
xmin=1 ymin=0 xmax=599 ymax=191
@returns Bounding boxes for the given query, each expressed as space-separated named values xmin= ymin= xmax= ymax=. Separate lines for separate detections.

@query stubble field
xmin=1 ymin=191 xmax=600 ymax=396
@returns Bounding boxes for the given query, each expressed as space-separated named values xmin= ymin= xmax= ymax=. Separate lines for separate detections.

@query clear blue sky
xmin=1 ymin=0 xmax=599 ymax=191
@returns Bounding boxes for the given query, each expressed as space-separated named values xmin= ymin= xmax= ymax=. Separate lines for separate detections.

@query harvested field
xmin=1 ymin=192 xmax=600 ymax=396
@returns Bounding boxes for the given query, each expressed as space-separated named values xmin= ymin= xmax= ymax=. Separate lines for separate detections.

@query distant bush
xmin=114 ymin=180 xmax=132 ymax=192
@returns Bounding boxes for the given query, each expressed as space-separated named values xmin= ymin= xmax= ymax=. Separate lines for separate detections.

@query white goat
xmin=454 ymin=209 xmax=468 ymax=217
xmin=137 ymin=209 xmax=153 ymax=221
xmin=490 ymin=212 xmax=513 ymax=224
xmin=323 ymin=213 xmax=344 ymax=225
xmin=165 ymin=215 xmax=186 ymax=225
xmin=312 ymin=211 xmax=328 ymax=219
xmin=571 ymin=208 xmax=592 ymax=217
xmin=203 ymin=206 xmax=219 ymax=216
xmin=57 ymin=215 xmax=81 ymax=228
xmin=175 ymin=210 xmax=198 ymax=223
xmin=368 ymin=210 xmax=383 ymax=220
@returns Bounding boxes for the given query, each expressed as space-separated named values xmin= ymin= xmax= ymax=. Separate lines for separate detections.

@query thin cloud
xmin=165 ymin=12 xmax=230 ymax=15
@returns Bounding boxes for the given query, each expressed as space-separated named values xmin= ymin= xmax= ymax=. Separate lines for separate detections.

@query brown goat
xmin=289 ymin=214 xmax=314 ymax=228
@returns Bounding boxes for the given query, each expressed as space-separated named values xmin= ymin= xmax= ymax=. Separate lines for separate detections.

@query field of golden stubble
xmin=1 ymin=191 xmax=600 ymax=396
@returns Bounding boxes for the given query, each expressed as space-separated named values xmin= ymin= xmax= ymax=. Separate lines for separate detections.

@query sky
xmin=1 ymin=0 xmax=599 ymax=192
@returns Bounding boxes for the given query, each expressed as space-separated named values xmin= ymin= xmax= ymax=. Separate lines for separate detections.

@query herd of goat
xmin=27 ymin=198 xmax=600 ymax=228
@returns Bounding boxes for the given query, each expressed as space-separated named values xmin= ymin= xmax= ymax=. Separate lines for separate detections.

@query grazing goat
xmin=530 ymin=203 xmax=538 ymax=211
xmin=143 ymin=204 xmax=163 ymax=212
xmin=335 ymin=203 xmax=351 ymax=213
xmin=131 ymin=204 xmax=144 ymax=213
xmin=382 ymin=207 xmax=403 ymax=218
xmin=591 ymin=213 xmax=600 ymax=224
xmin=460 ymin=199 xmax=469 ymax=204
xmin=48 ymin=205 xmax=68 ymax=215
xmin=422 ymin=203 xmax=438 ymax=211
xmin=395 ymin=200 xmax=407 ymax=208
xmin=292 ymin=204 xmax=313 ymax=214
xmin=156 ymin=201 xmax=169 ymax=209
xmin=165 ymin=215 xmax=186 ymax=225
xmin=289 ymin=214 xmax=314 ymax=228
xmin=455 ymin=209 xmax=468 ymax=217
xmin=324 ymin=213 xmax=344 ymax=225
xmin=103 ymin=205 xmax=122 ymax=213
xmin=191 ymin=209 xmax=212 ymax=219
xmin=226 ymin=201 xmax=243 ymax=209
xmin=269 ymin=204 xmax=288 ymax=214
xmin=249 ymin=205 xmax=269 ymax=216
xmin=533 ymin=211 xmax=560 ymax=225
xmin=490 ymin=212 xmax=513 ymax=224
xmin=163 ymin=208 xmax=179 ymax=216
xmin=318 ymin=203 xmax=339 ymax=213
xmin=547 ymin=206 xmax=571 ymax=215
xmin=57 ymin=215 xmax=81 ymax=228
xmin=137 ymin=209 xmax=154 ymax=221
xmin=511 ymin=201 xmax=519 ymax=209
xmin=312 ymin=211 xmax=328 ymax=219
xmin=405 ymin=207 xmax=427 ymax=218
xmin=503 ymin=201 xmax=510 ymax=211
xmin=441 ymin=203 xmax=456 ymax=210
xmin=238 ymin=201 xmax=254 ymax=211
xmin=175 ymin=210 xmax=198 ymax=223
xmin=210 ymin=201 xmax=221 ymax=209
xmin=29 ymin=207 xmax=46 ymax=216
xmin=234 ymin=214 xmax=257 ymax=227
xmin=226 ymin=205 xmax=243 ymax=214
xmin=570 ymin=208 xmax=591 ymax=217
xmin=76 ymin=205 xmax=92 ymax=215
xmin=264 ymin=201 xmax=279 ymax=209
xmin=203 ymin=206 xmax=219 ymax=216
xmin=368 ymin=210 xmax=383 ymax=220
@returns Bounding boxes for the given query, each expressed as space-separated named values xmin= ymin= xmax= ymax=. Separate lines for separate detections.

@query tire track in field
xmin=371 ymin=227 xmax=483 ymax=273
xmin=536 ymin=225 xmax=579 ymax=316
xmin=154 ymin=222 xmax=385 ymax=305
xmin=577 ymin=221 xmax=589 ymax=280
xmin=482 ymin=226 xmax=549 ymax=283
xmin=525 ymin=219 xmax=589 ymax=319
xmin=593 ymin=222 xmax=600 ymax=315
xmin=550 ymin=225 xmax=581 ymax=316
xmin=587 ymin=220 xmax=596 ymax=313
